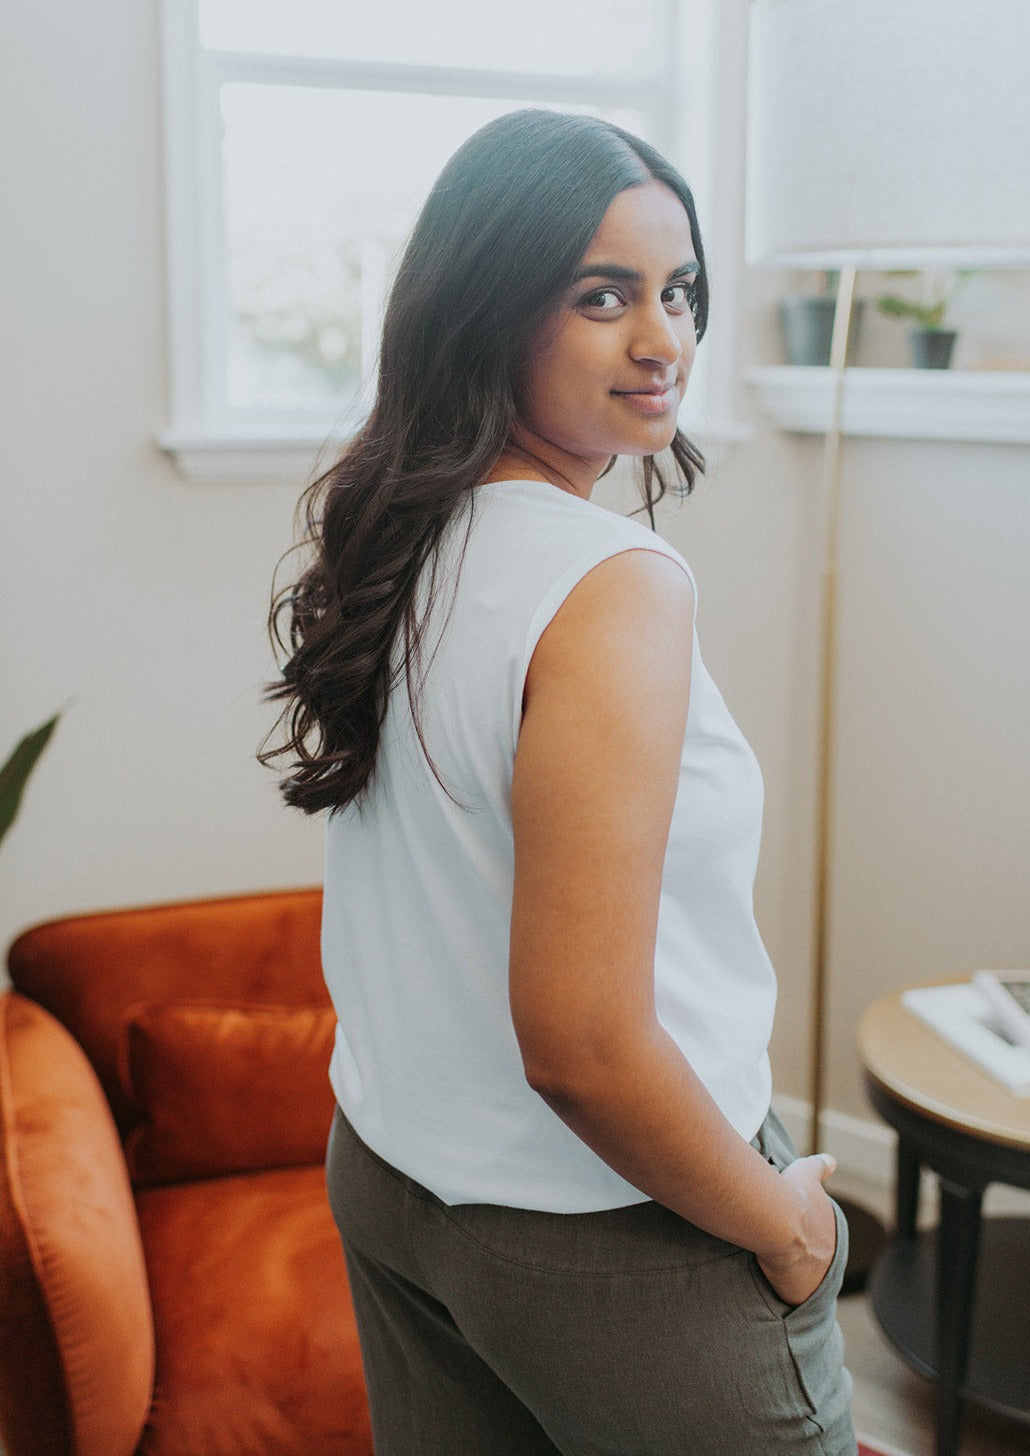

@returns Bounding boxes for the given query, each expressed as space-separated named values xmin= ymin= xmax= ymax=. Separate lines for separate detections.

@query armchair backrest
xmin=7 ymin=888 xmax=327 ymax=1143
xmin=8 ymin=888 xmax=336 ymax=1192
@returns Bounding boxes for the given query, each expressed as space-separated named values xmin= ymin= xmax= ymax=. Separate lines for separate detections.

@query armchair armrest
xmin=0 ymin=993 xmax=155 ymax=1456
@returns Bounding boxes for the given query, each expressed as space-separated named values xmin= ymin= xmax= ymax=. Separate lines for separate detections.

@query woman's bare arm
xmin=509 ymin=547 xmax=837 ymax=1306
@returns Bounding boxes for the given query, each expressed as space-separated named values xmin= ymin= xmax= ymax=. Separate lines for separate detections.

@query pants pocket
xmin=781 ymin=1200 xmax=850 ymax=1428
xmin=745 ymin=1198 xmax=850 ymax=1431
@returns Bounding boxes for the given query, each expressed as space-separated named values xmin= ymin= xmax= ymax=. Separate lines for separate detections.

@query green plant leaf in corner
xmin=0 ymin=714 xmax=61 ymax=850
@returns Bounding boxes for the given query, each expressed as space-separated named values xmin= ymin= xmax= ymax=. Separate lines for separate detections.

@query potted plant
xmin=778 ymin=270 xmax=863 ymax=366
xmin=875 ymin=270 xmax=971 ymax=369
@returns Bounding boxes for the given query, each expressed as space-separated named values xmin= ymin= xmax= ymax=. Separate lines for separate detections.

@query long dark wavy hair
xmin=260 ymin=108 xmax=709 ymax=814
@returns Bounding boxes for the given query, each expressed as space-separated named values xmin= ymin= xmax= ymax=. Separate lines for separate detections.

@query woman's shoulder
xmin=452 ymin=480 xmax=696 ymax=655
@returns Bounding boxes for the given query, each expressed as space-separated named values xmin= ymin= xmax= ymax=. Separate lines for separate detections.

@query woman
xmin=264 ymin=109 xmax=856 ymax=1455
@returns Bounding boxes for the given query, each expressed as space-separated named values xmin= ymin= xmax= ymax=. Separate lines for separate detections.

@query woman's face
xmin=515 ymin=179 xmax=699 ymax=496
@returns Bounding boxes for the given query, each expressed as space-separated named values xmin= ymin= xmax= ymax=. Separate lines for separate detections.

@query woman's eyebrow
xmin=572 ymin=260 xmax=700 ymax=284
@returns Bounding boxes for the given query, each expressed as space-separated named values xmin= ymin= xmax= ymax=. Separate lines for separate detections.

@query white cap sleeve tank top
xmin=321 ymin=480 xmax=777 ymax=1212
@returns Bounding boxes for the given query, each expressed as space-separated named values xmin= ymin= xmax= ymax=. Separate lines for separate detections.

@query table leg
xmin=895 ymin=1136 xmax=920 ymax=1238
xmin=934 ymin=1177 xmax=984 ymax=1456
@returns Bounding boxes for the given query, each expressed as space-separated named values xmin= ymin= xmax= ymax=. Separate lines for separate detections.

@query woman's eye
xmin=662 ymin=282 xmax=693 ymax=311
xmin=581 ymin=288 xmax=624 ymax=311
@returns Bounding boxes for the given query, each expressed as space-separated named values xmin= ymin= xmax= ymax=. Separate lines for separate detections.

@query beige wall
xmin=0 ymin=4 xmax=325 ymax=952
xmin=3 ymin=3 xmax=1028 ymax=1136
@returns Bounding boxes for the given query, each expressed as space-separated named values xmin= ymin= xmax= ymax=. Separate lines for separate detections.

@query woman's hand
xmin=755 ymin=1153 xmax=839 ymax=1307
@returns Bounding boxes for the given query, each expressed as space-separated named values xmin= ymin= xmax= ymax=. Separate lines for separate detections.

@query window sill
xmin=157 ymin=428 xmax=337 ymax=486
xmin=747 ymin=367 xmax=1030 ymax=445
xmin=158 ymin=418 xmax=755 ymax=486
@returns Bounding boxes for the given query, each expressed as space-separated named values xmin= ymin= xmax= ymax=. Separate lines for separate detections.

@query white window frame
xmin=157 ymin=0 xmax=740 ymax=484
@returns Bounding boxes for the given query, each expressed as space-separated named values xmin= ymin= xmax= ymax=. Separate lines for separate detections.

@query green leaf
xmin=0 ymin=714 xmax=61 ymax=849
xmin=876 ymin=294 xmax=941 ymax=329
xmin=877 ymin=294 xmax=915 ymax=318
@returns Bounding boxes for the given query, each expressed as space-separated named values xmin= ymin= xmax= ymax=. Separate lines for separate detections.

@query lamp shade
xmin=746 ymin=0 xmax=1030 ymax=267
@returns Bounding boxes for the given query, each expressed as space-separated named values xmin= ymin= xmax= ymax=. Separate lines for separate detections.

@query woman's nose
xmin=629 ymin=304 xmax=688 ymax=366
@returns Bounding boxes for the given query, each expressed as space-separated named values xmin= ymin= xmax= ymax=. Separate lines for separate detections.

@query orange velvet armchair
xmin=0 ymin=889 xmax=372 ymax=1456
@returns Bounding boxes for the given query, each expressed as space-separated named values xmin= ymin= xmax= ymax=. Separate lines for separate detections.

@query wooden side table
xmin=858 ymin=985 xmax=1030 ymax=1456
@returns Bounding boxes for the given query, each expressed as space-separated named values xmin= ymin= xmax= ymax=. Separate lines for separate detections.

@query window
xmin=159 ymin=1 xmax=722 ymax=481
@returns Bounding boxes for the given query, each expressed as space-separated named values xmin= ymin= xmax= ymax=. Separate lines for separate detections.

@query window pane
xmin=201 ymin=0 xmax=667 ymax=79
xmin=221 ymin=87 xmax=647 ymax=414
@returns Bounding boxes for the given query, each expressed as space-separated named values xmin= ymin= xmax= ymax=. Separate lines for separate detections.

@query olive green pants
xmin=326 ymin=1106 xmax=856 ymax=1455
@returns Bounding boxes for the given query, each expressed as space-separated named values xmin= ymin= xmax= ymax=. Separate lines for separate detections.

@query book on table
xmin=973 ymin=969 xmax=1030 ymax=1052
xmin=902 ymin=975 xmax=1030 ymax=1097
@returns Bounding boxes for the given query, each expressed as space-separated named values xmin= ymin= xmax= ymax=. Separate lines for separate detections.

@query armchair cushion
xmin=0 ymin=993 xmax=154 ymax=1456
xmin=137 ymin=1165 xmax=369 ymax=1456
xmin=123 ymin=1002 xmax=337 ymax=1185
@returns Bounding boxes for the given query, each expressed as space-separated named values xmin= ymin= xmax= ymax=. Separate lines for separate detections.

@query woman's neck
xmin=480 ymin=441 xmax=603 ymax=499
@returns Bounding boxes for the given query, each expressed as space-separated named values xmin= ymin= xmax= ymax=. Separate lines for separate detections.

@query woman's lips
xmin=612 ymin=386 xmax=676 ymax=415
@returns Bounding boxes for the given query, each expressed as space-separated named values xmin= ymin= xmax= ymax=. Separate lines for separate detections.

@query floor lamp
xmin=745 ymin=0 xmax=1030 ymax=1289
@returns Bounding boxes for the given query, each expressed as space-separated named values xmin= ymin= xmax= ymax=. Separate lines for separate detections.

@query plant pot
xmin=908 ymin=327 xmax=956 ymax=369
xmin=778 ymin=296 xmax=864 ymax=366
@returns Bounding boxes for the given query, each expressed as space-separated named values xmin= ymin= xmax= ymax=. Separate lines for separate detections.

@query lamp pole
xmin=807 ymin=263 xmax=856 ymax=1158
